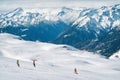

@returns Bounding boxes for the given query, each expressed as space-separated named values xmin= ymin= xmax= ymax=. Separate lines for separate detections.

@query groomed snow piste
xmin=0 ymin=33 xmax=120 ymax=80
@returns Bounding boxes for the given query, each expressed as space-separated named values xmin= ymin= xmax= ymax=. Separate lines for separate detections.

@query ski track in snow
xmin=0 ymin=33 xmax=120 ymax=80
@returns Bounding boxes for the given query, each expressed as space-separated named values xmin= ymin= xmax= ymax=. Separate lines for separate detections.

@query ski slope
xmin=0 ymin=33 xmax=120 ymax=80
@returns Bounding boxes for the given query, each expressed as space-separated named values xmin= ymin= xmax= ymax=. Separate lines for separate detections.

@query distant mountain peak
xmin=113 ymin=4 xmax=120 ymax=8
xmin=14 ymin=7 xmax=23 ymax=12
xmin=6 ymin=7 xmax=24 ymax=17
xmin=62 ymin=7 xmax=73 ymax=11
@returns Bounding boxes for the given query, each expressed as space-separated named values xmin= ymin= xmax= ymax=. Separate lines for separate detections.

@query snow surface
xmin=0 ymin=33 xmax=120 ymax=80
xmin=110 ymin=50 xmax=120 ymax=59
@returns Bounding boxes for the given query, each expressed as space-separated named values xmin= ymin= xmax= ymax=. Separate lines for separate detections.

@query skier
xmin=16 ymin=60 xmax=20 ymax=67
xmin=33 ymin=60 xmax=36 ymax=67
xmin=74 ymin=68 xmax=78 ymax=74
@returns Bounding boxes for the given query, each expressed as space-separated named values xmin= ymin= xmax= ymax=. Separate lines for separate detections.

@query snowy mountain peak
xmin=112 ymin=4 xmax=120 ymax=8
xmin=62 ymin=7 xmax=73 ymax=11
xmin=6 ymin=7 xmax=23 ymax=17
xmin=13 ymin=7 xmax=23 ymax=13
xmin=100 ymin=6 xmax=108 ymax=10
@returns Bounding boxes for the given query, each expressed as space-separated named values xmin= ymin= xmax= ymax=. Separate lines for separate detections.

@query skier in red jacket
xmin=33 ymin=60 xmax=36 ymax=67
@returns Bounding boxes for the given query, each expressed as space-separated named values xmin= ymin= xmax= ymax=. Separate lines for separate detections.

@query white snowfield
xmin=110 ymin=50 xmax=120 ymax=59
xmin=0 ymin=33 xmax=120 ymax=80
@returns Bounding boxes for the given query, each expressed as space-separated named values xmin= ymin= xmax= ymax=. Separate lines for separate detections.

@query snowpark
xmin=0 ymin=33 xmax=120 ymax=80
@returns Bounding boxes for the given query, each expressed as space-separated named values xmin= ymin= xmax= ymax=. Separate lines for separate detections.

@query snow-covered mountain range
xmin=54 ymin=4 xmax=120 ymax=57
xmin=0 ymin=4 xmax=120 ymax=57
xmin=0 ymin=7 xmax=80 ymax=42
xmin=0 ymin=7 xmax=81 ymax=27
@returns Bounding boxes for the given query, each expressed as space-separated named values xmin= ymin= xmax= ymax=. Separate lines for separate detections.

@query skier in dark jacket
xmin=16 ymin=60 xmax=20 ymax=67
xmin=74 ymin=68 xmax=78 ymax=74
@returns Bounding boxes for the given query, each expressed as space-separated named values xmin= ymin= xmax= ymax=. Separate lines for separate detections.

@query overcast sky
xmin=0 ymin=0 xmax=119 ymax=11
